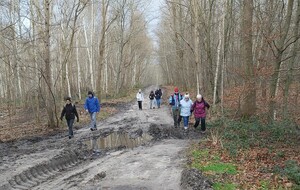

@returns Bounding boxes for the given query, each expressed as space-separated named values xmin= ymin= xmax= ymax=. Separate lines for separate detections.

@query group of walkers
xmin=136 ymin=88 xmax=163 ymax=110
xmin=137 ymin=87 xmax=210 ymax=133
xmin=60 ymin=91 xmax=100 ymax=139
xmin=60 ymin=86 xmax=209 ymax=139
xmin=169 ymin=87 xmax=210 ymax=133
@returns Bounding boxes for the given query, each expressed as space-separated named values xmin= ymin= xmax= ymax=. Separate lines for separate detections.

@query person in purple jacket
xmin=84 ymin=91 xmax=100 ymax=131
xmin=191 ymin=94 xmax=210 ymax=133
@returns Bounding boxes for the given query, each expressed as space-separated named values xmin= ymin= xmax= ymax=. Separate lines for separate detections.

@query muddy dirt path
xmin=0 ymin=86 xmax=204 ymax=190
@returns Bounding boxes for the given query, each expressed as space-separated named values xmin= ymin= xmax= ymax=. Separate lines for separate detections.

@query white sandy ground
xmin=0 ymin=86 xmax=191 ymax=190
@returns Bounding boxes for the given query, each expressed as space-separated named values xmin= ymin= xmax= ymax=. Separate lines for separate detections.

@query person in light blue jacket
xmin=84 ymin=91 xmax=100 ymax=131
xmin=180 ymin=93 xmax=193 ymax=130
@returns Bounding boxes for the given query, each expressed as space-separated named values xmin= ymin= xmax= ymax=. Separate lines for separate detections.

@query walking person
xmin=60 ymin=97 xmax=79 ymax=139
xmin=84 ymin=91 xmax=100 ymax=131
xmin=136 ymin=89 xmax=144 ymax=110
xmin=169 ymin=87 xmax=183 ymax=127
xmin=191 ymin=94 xmax=210 ymax=133
xmin=149 ymin=90 xmax=155 ymax=109
xmin=155 ymin=88 xmax=162 ymax=108
xmin=180 ymin=94 xmax=193 ymax=130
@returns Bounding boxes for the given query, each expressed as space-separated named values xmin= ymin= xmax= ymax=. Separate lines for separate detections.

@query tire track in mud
xmin=1 ymin=150 xmax=82 ymax=190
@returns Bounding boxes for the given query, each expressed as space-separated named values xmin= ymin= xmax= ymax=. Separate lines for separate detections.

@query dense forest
xmin=0 ymin=0 xmax=299 ymax=126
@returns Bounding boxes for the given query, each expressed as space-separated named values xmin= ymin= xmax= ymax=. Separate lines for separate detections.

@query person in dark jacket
xmin=60 ymin=97 xmax=79 ymax=139
xmin=191 ymin=94 xmax=210 ymax=133
xmin=155 ymin=88 xmax=162 ymax=108
xmin=84 ymin=91 xmax=100 ymax=131
xmin=149 ymin=90 xmax=155 ymax=109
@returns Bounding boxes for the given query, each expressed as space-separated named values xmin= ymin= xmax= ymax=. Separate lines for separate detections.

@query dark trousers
xmin=138 ymin=101 xmax=142 ymax=110
xmin=172 ymin=108 xmax=181 ymax=127
xmin=156 ymin=99 xmax=161 ymax=108
xmin=66 ymin=119 xmax=74 ymax=137
xmin=194 ymin=117 xmax=206 ymax=131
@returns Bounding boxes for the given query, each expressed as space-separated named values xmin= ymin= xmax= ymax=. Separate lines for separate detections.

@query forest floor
xmin=0 ymin=86 xmax=299 ymax=190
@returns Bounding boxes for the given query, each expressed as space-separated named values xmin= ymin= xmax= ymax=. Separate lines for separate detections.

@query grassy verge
xmin=188 ymin=118 xmax=300 ymax=190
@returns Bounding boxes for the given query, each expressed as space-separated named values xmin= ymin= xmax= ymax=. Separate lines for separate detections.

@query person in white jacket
xmin=180 ymin=93 xmax=193 ymax=130
xmin=136 ymin=89 xmax=144 ymax=110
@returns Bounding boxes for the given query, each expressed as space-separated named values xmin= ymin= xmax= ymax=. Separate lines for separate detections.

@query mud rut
xmin=0 ymin=87 xmax=208 ymax=190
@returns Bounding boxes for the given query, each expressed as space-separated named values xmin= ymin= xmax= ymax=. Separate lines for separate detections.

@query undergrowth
xmin=189 ymin=118 xmax=300 ymax=189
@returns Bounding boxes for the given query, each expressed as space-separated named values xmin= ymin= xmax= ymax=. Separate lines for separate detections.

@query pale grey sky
xmin=145 ymin=0 xmax=164 ymax=37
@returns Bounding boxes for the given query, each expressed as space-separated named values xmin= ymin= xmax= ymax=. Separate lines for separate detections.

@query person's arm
xmin=84 ymin=99 xmax=88 ymax=112
xmin=204 ymin=101 xmax=210 ymax=109
xmin=73 ymin=105 xmax=79 ymax=122
xmin=60 ymin=106 xmax=66 ymax=120
xmin=191 ymin=102 xmax=196 ymax=112
xmin=96 ymin=98 xmax=100 ymax=112
xmin=169 ymin=95 xmax=173 ymax=104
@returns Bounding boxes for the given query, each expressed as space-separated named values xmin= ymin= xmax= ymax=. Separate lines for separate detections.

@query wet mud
xmin=181 ymin=169 xmax=213 ymax=190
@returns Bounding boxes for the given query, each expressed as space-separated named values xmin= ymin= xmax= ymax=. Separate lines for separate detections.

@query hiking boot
xmin=68 ymin=136 xmax=72 ymax=139
xmin=201 ymin=130 xmax=206 ymax=134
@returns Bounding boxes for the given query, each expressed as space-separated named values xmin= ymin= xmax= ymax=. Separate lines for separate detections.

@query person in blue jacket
xmin=84 ymin=91 xmax=100 ymax=131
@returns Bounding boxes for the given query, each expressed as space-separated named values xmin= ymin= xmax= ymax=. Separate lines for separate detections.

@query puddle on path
xmin=85 ymin=132 xmax=152 ymax=151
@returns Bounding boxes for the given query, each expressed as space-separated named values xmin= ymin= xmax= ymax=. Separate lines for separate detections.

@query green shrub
xmin=207 ymin=118 xmax=299 ymax=157
xmin=284 ymin=160 xmax=300 ymax=185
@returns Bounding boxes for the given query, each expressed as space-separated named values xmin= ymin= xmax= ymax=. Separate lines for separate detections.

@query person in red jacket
xmin=191 ymin=94 xmax=210 ymax=133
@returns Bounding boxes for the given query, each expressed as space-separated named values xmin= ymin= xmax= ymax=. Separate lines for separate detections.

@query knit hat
xmin=88 ymin=91 xmax=93 ymax=95
xmin=66 ymin=97 xmax=71 ymax=101
xmin=196 ymin=94 xmax=202 ymax=99
xmin=184 ymin=94 xmax=189 ymax=99
xmin=174 ymin=87 xmax=179 ymax=93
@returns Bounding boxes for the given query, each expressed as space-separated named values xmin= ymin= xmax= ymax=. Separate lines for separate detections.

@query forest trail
xmin=0 ymin=86 xmax=205 ymax=190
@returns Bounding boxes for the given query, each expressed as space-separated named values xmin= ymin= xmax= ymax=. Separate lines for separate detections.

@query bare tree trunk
xmin=83 ymin=24 xmax=95 ymax=90
xmin=191 ymin=0 xmax=200 ymax=94
xmin=283 ymin=0 xmax=300 ymax=118
xmin=44 ymin=0 xmax=56 ymax=128
xmin=240 ymin=0 xmax=256 ymax=117
xmin=213 ymin=12 xmax=223 ymax=106
xmin=268 ymin=0 xmax=294 ymax=121
xmin=97 ymin=0 xmax=109 ymax=96
xmin=76 ymin=37 xmax=82 ymax=100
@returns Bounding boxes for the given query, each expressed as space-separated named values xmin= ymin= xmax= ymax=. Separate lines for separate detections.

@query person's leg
xmin=172 ymin=109 xmax=177 ymax=127
xmin=157 ymin=99 xmax=161 ymax=108
xmin=183 ymin=116 xmax=189 ymax=129
xmin=150 ymin=99 xmax=153 ymax=109
xmin=138 ymin=101 xmax=142 ymax=110
xmin=90 ymin=112 xmax=97 ymax=130
xmin=200 ymin=117 xmax=206 ymax=132
xmin=194 ymin=118 xmax=200 ymax=128
xmin=89 ymin=113 xmax=93 ymax=129
xmin=140 ymin=101 xmax=143 ymax=110
xmin=67 ymin=119 xmax=74 ymax=138
xmin=177 ymin=110 xmax=182 ymax=126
